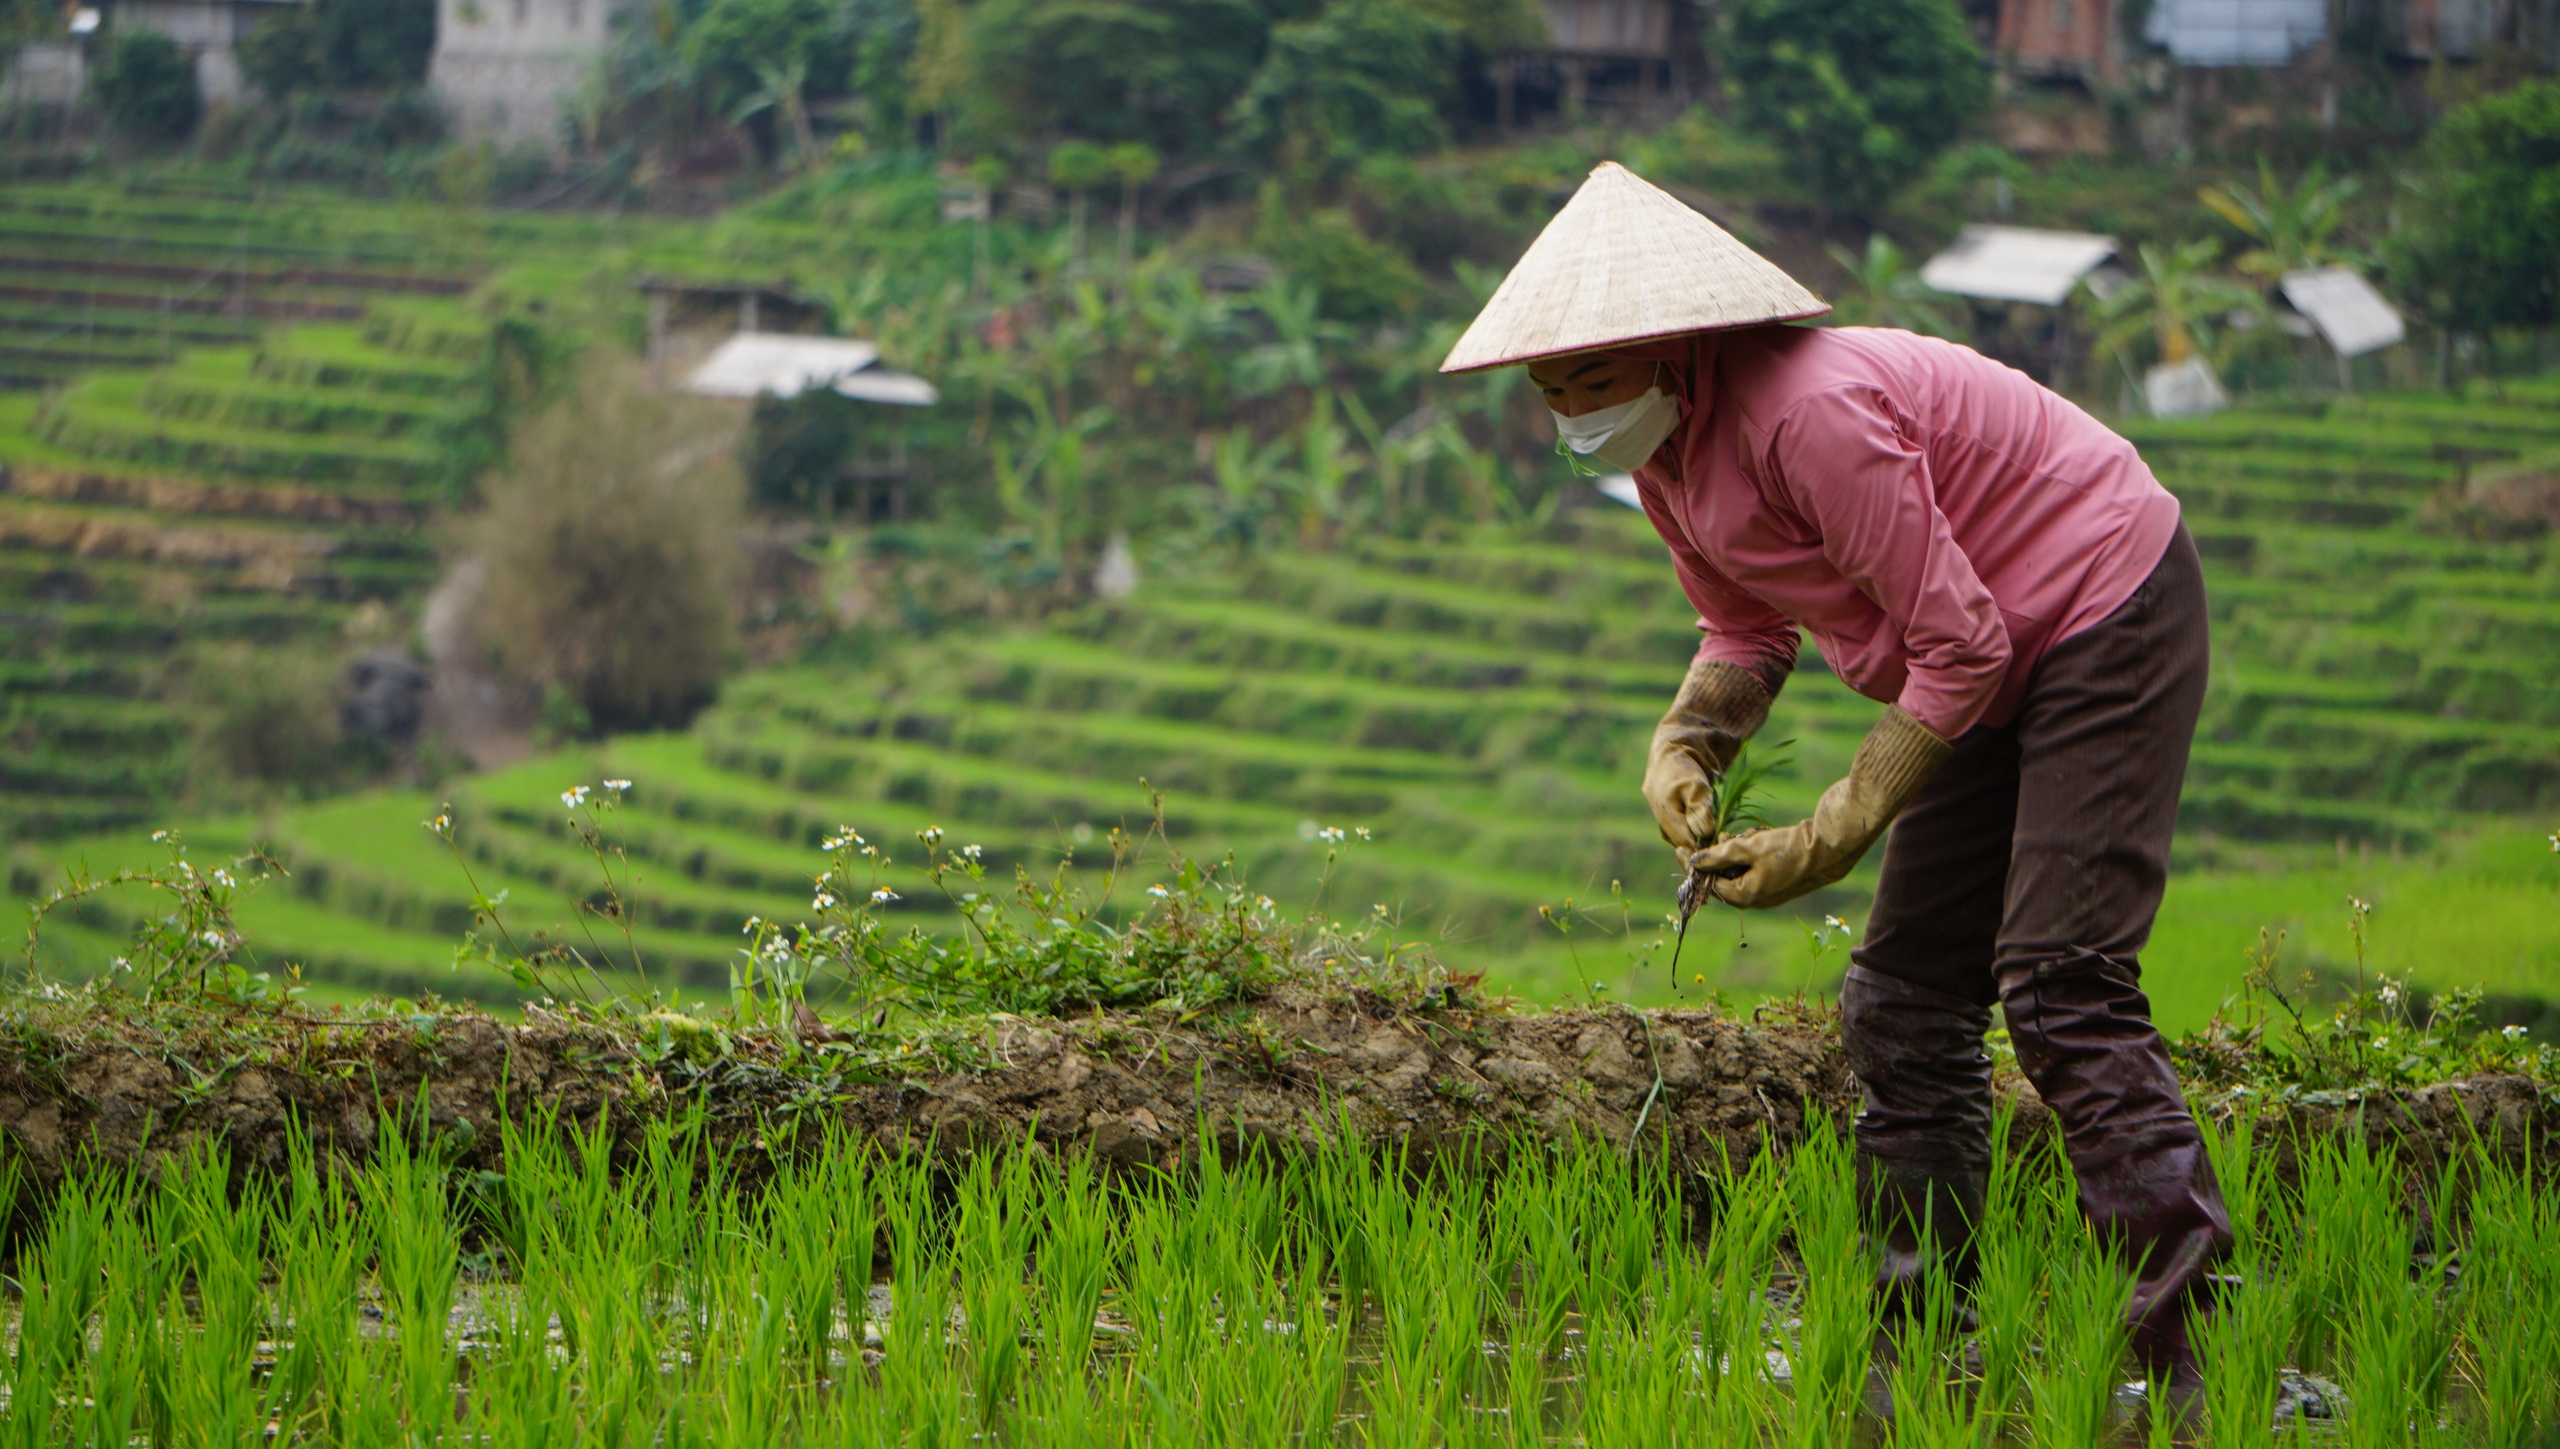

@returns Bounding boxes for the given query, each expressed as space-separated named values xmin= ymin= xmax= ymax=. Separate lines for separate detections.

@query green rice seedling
xmin=2205 ymin=1109 xmax=2272 ymax=1260
xmin=361 ymin=1111 xmax=461 ymax=1439
xmin=8 ymin=1172 xmax=114 ymax=1384
xmin=1576 ymin=1277 xmax=1700 ymax=1449
xmin=72 ymin=1263 xmax=152 ymax=1449
xmin=703 ymin=1278 xmax=797 ymax=1446
xmin=5 ymin=1176 xmax=116 ymax=1449
xmin=2337 ymin=1153 xmax=2456 ymax=1449
xmin=1479 ymin=1149 xmax=1578 ymax=1447
xmin=157 ymin=1142 xmax=275 ymax=1447
xmin=955 ymin=1146 xmax=1044 ymax=1428
xmin=757 ymin=1133 xmax=875 ymax=1375
xmin=1039 ymin=1151 xmax=1112 ymax=1383
xmin=2294 ymin=1132 xmax=2417 ymax=1380
xmin=1711 ymin=738 xmax=1791 ymax=841
xmin=1971 ymin=1108 xmax=2049 ymax=1436
xmin=2022 ymin=1225 xmax=2136 ymax=1449
xmin=1286 ymin=1227 xmax=1355 ymax=1444
xmin=1883 ymin=1234 xmax=1972 ymax=1449
xmin=471 ymin=1270 xmax=581 ymax=1449
xmin=1692 ymin=1146 xmax=1788 ymax=1443
xmin=2196 ymin=1241 xmax=2287 ymax=1449
xmin=641 ymin=1108 xmax=718 ymax=1297
xmin=1579 ymin=1154 xmax=1676 ymax=1327
xmin=2458 ymin=1138 xmax=2560 ymax=1448
xmin=266 ymin=1128 xmax=369 ymax=1437
xmin=878 ymin=1149 xmax=959 ymax=1414
xmin=1497 ymin=1150 xmax=1581 ymax=1368
xmin=1783 ymin=1123 xmax=1881 ymax=1449
xmin=1360 ymin=1196 xmax=1473 ymax=1443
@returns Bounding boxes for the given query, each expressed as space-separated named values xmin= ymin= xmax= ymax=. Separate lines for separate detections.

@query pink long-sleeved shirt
xmin=1620 ymin=326 xmax=2181 ymax=739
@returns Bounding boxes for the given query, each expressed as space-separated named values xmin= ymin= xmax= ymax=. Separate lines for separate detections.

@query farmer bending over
xmin=1442 ymin=163 xmax=2230 ymax=1391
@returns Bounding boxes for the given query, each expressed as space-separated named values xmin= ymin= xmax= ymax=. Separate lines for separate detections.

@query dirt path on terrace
xmin=0 ymin=992 xmax=2550 ymax=1207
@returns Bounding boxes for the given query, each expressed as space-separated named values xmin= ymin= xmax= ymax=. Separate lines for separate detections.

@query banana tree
xmin=1823 ymin=235 xmax=1958 ymax=337
xmin=2198 ymin=160 xmax=2362 ymax=280
xmin=2088 ymin=239 xmax=2262 ymax=384
xmin=730 ymin=57 xmax=817 ymax=172
xmin=1238 ymin=281 xmax=1348 ymax=397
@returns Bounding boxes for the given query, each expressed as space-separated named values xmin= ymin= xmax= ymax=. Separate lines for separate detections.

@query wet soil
xmin=0 ymin=990 xmax=2551 ymax=1206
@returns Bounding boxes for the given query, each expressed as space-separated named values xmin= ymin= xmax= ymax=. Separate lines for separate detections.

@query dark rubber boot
xmin=1840 ymin=966 xmax=1995 ymax=1313
xmin=1997 ymin=949 xmax=2232 ymax=1379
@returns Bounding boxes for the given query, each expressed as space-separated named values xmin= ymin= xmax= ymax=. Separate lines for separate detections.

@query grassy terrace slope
xmin=0 ymin=184 xmax=493 ymax=838
xmin=0 ymin=178 xmax=966 ymax=842
xmin=19 ymin=376 xmax=2560 ymax=1029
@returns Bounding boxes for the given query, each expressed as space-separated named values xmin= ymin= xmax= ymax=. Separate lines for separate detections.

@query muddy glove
xmin=1642 ymin=660 xmax=1777 ymax=850
xmin=1687 ymin=705 xmax=1952 ymax=909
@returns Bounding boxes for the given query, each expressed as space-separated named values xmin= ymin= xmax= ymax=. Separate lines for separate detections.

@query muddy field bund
xmin=2 ymin=992 xmax=2549 ymax=1194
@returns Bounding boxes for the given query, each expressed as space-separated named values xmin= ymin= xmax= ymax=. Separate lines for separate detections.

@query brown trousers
xmin=1842 ymin=525 xmax=2229 ymax=1365
xmin=1858 ymin=524 xmax=2209 ymax=1010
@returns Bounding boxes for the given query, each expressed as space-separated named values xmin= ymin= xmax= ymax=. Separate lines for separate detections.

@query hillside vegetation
xmin=17 ymin=370 xmax=2560 ymax=1028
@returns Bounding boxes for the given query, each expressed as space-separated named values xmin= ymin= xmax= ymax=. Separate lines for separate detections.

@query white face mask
xmin=1550 ymin=385 xmax=1681 ymax=472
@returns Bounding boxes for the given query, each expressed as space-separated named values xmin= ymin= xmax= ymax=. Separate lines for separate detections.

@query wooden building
xmin=1495 ymin=0 xmax=1710 ymax=127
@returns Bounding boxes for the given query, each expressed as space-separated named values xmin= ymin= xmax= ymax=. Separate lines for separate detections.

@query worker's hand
xmin=1642 ymin=661 xmax=1775 ymax=850
xmin=1686 ymin=706 xmax=1953 ymax=909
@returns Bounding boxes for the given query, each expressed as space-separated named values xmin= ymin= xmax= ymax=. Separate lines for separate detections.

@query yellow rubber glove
xmin=1641 ymin=661 xmax=1777 ymax=850
xmin=1687 ymin=705 xmax=1952 ymax=909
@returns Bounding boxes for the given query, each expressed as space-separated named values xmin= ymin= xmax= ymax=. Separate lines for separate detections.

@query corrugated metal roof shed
xmin=1919 ymin=226 xmax=2118 ymax=306
xmin=2280 ymin=268 xmax=2406 ymax=358
xmin=683 ymin=334 xmax=882 ymax=400
xmin=2143 ymin=0 xmax=2327 ymax=66
xmin=832 ymin=369 xmax=940 ymax=406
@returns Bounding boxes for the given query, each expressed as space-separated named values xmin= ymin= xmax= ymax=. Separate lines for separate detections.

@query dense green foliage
xmin=1231 ymin=1 xmax=1459 ymax=178
xmin=235 ymin=0 xmax=437 ymax=99
xmin=2390 ymin=78 xmax=2560 ymax=334
xmin=1718 ymin=0 xmax=1988 ymax=220
xmin=90 ymin=32 xmax=201 ymax=142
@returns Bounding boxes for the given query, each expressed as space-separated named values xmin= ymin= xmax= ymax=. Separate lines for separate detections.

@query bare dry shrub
xmin=463 ymin=363 xmax=745 ymax=734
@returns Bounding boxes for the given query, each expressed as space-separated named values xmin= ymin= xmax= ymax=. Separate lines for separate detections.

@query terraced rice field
xmin=5 ymin=1107 xmax=2555 ymax=1446
xmin=19 ymin=372 xmax=2560 ymax=1023
xmin=0 ymin=184 xmax=493 ymax=838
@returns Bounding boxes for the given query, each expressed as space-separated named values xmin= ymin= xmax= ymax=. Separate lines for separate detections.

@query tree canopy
xmin=2389 ymin=79 xmax=2560 ymax=333
xmin=92 ymin=31 xmax=201 ymax=140
xmin=236 ymin=0 xmax=435 ymax=97
xmin=1719 ymin=0 xmax=1987 ymax=220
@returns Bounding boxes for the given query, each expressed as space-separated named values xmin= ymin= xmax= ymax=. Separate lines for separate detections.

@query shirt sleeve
xmin=1635 ymin=473 xmax=1800 ymax=697
xmin=1761 ymin=386 xmax=2011 ymax=738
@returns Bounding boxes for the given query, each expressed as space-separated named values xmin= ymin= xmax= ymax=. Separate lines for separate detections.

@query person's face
xmin=1526 ymin=352 xmax=1655 ymax=418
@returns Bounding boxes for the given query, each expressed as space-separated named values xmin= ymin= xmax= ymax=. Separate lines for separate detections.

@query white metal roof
xmin=833 ymin=369 xmax=940 ymax=406
xmin=2143 ymin=0 xmax=2327 ymax=67
xmin=2280 ymin=267 xmax=2406 ymax=358
xmin=682 ymin=334 xmax=882 ymax=400
xmin=1919 ymin=226 xmax=2119 ymax=307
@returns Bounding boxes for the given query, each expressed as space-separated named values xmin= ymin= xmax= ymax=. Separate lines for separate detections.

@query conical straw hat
xmin=1439 ymin=161 xmax=1829 ymax=374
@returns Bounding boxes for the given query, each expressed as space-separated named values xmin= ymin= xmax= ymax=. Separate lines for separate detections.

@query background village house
xmin=2 ymin=0 xmax=290 ymax=112
xmin=428 ymin=0 xmax=629 ymax=149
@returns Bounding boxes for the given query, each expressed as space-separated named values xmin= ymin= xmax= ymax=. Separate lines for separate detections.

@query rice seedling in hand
xmin=1672 ymin=738 xmax=1795 ymax=970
